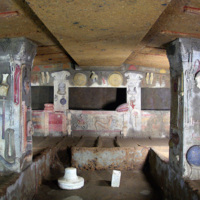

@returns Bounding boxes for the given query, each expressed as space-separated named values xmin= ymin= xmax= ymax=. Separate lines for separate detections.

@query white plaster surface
xmin=111 ymin=170 xmax=121 ymax=187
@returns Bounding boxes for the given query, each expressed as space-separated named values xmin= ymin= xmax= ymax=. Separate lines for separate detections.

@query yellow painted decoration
xmin=73 ymin=73 xmax=87 ymax=86
xmin=108 ymin=72 xmax=123 ymax=87
xmin=160 ymin=69 xmax=166 ymax=74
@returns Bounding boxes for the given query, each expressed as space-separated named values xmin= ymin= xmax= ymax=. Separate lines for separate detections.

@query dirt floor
xmin=33 ymin=169 xmax=164 ymax=200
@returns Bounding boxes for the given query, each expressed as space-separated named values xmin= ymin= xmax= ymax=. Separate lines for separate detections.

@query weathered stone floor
xmin=33 ymin=169 xmax=164 ymax=200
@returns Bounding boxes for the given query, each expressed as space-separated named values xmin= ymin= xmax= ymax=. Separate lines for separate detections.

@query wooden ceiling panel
xmin=0 ymin=0 xmax=57 ymax=46
xmin=25 ymin=0 xmax=171 ymax=66
xmin=141 ymin=0 xmax=200 ymax=48
xmin=125 ymin=47 xmax=169 ymax=69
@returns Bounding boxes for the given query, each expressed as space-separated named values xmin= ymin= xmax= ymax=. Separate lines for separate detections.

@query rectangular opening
xmin=31 ymin=86 xmax=54 ymax=110
xmin=141 ymin=88 xmax=171 ymax=110
xmin=69 ymin=88 xmax=126 ymax=110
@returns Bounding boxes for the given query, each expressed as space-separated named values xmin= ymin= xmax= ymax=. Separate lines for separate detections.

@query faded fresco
xmin=32 ymin=110 xmax=67 ymax=136
xmin=141 ymin=111 xmax=170 ymax=138
xmin=71 ymin=111 xmax=124 ymax=133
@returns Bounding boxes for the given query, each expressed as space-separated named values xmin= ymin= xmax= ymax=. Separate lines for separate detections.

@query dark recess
xmin=69 ymin=88 xmax=126 ymax=110
xmin=31 ymin=86 xmax=54 ymax=110
xmin=141 ymin=88 xmax=171 ymax=110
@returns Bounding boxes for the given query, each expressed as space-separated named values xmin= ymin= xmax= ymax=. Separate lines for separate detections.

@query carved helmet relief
xmin=195 ymin=71 xmax=200 ymax=89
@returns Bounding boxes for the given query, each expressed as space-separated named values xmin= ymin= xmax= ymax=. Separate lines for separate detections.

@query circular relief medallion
xmin=73 ymin=73 xmax=87 ymax=86
xmin=108 ymin=72 xmax=123 ymax=86
xmin=186 ymin=145 xmax=200 ymax=166
xmin=60 ymin=98 xmax=67 ymax=105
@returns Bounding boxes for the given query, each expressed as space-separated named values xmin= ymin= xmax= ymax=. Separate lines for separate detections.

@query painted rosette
xmin=116 ymin=103 xmax=129 ymax=112
xmin=186 ymin=145 xmax=200 ymax=166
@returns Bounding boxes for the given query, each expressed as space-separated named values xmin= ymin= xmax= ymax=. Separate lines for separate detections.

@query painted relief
xmin=72 ymin=114 xmax=88 ymax=130
xmin=125 ymin=72 xmax=143 ymax=132
xmin=73 ymin=73 xmax=87 ymax=86
xmin=0 ymin=74 xmax=9 ymax=97
xmin=186 ymin=145 xmax=200 ymax=167
xmin=0 ymin=99 xmax=17 ymax=171
xmin=90 ymin=71 xmax=98 ymax=83
xmin=67 ymin=112 xmax=72 ymax=136
xmin=52 ymin=71 xmax=70 ymax=111
xmin=40 ymin=71 xmax=50 ymax=85
xmin=108 ymin=72 xmax=123 ymax=87
xmin=14 ymin=65 xmax=21 ymax=105
xmin=145 ymin=72 xmax=153 ymax=85
xmin=141 ymin=111 xmax=170 ymax=138
xmin=49 ymin=113 xmax=67 ymax=135
xmin=32 ymin=110 xmax=67 ymax=136
xmin=58 ymin=83 xmax=66 ymax=95
xmin=141 ymin=72 xmax=170 ymax=88
xmin=71 ymin=111 xmax=123 ymax=132
xmin=125 ymin=72 xmax=142 ymax=108
xmin=4 ymin=129 xmax=16 ymax=163
xmin=32 ymin=111 xmax=45 ymax=135
xmin=94 ymin=116 xmax=116 ymax=131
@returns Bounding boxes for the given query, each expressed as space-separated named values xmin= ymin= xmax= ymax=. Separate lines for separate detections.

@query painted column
xmin=124 ymin=72 xmax=143 ymax=133
xmin=167 ymin=38 xmax=200 ymax=180
xmin=51 ymin=71 xmax=70 ymax=111
xmin=0 ymin=38 xmax=37 ymax=173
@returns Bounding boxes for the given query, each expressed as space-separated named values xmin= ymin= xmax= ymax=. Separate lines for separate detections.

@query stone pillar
xmin=124 ymin=72 xmax=143 ymax=133
xmin=51 ymin=71 xmax=70 ymax=111
xmin=0 ymin=38 xmax=37 ymax=173
xmin=167 ymin=38 xmax=200 ymax=180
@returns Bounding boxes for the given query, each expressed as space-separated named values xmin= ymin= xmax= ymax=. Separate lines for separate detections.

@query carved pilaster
xmin=51 ymin=71 xmax=70 ymax=111
xmin=125 ymin=72 xmax=143 ymax=132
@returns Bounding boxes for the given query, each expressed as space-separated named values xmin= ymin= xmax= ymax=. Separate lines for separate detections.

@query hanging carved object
xmin=41 ymin=72 xmax=45 ymax=84
xmin=23 ymin=77 xmax=30 ymax=95
xmin=195 ymin=71 xmax=200 ymax=89
xmin=90 ymin=71 xmax=98 ymax=83
xmin=0 ymin=74 xmax=9 ymax=97
xmin=108 ymin=72 xmax=123 ymax=86
xmin=4 ymin=129 xmax=16 ymax=163
xmin=73 ymin=73 xmax=87 ymax=86
xmin=46 ymin=72 xmax=50 ymax=83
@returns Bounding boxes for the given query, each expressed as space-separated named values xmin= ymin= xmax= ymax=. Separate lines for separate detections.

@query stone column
xmin=124 ymin=72 xmax=143 ymax=133
xmin=167 ymin=38 xmax=200 ymax=180
xmin=0 ymin=38 xmax=37 ymax=173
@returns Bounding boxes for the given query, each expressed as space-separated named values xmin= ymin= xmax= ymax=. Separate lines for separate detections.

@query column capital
xmin=0 ymin=37 xmax=37 ymax=65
